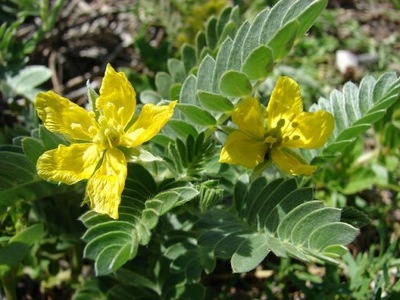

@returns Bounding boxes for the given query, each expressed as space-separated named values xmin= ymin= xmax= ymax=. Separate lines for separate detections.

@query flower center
xmin=263 ymin=114 xmax=299 ymax=148
xmin=94 ymin=116 xmax=124 ymax=149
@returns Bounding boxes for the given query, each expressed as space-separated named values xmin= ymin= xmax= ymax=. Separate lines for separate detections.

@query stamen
xmin=291 ymin=122 xmax=299 ymax=128
xmin=104 ymin=128 xmax=113 ymax=148
xmin=98 ymin=116 xmax=107 ymax=126
xmin=106 ymin=102 xmax=115 ymax=110
xmin=88 ymin=125 xmax=98 ymax=135
xmin=277 ymin=119 xmax=285 ymax=128
xmin=289 ymin=114 xmax=296 ymax=122
xmin=117 ymin=107 xmax=125 ymax=117
xmin=264 ymin=136 xmax=277 ymax=148
xmin=71 ymin=123 xmax=82 ymax=130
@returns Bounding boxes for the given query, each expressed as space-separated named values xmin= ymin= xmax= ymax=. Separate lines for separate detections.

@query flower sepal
xmin=86 ymin=80 xmax=100 ymax=119
xmin=249 ymin=158 xmax=273 ymax=180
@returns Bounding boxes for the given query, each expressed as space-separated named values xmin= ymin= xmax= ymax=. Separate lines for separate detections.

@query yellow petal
xmin=37 ymin=143 xmax=102 ymax=184
xmin=35 ymin=91 xmax=98 ymax=141
xmin=123 ymin=101 xmax=176 ymax=147
xmin=283 ymin=110 xmax=335 ymax=149
xmin=96 ymin=64 xmax=136 ymax=128
xmin=86 ymin=148 xmax=127 ymax=219
xmin=232 ymin=97 xmax=264 ymax=139
xmin=266 ymin=77 xmax=303 ymax=129
xmin=220 ymin=131 xmax=267 ymax=169
xmin=271 ymin=148 xmax=316 ymax=175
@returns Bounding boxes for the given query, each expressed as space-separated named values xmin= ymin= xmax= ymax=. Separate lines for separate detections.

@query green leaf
xmin=308 ymin=72 xmax=400 ymax=160
xmin=392 ymin=108 xmax=400 ymax=129
xmin=163 ymin=133 xmax=215 ymax=179
xmin=341 ymin=164 xmax=388 ymax=195
xmin=39 ymin=125 xmax=68 ymax=150
xmin=206 ymin=17 xmax=218 ymax=50
xmin=72 ymin=279 xmax=107 ymax=300
xmin=340 ymin=207 xmax=371 ymax=228
xmin=150 ymin=1 xmax=327 ymax=128
xmin=177 ymin=104 xmax=217 ymax=126
xmin=165 ymin=120 xmax=199 ymax=140
xmin=0 ymin=242 xmax=30 ymax=275
xmin=231 ymin=233 xmax=269 ymax=273
xmin=217 ymin=20 xmax=237 ymax=47
xmin=241 ymin=45 xmax=274 ymax=80
xmin=5 ymin=65 xmax=52 ymax=101
xmin=195 ymin=32 xmax=207 ymax=60
xmin=219 ymin=70 xmax=252 ymax=97
xmin=10 ymin=224 xmax=44 ymax=245
xmin=196 ymin=179 xmax=358 ymax=273
xmin=259 ymin=0 xmax=297 ymax=44
xmin=267 ymin=19 xmax=298 ymax=60
xmin=81 ymin=164 xmax=199 ymax=276
xmin=164 ymin=240 xmax=215 ymax=281
xmin=216 ymin=6 xmax=233 ymax=36
xmin=0 ymin=149 xmax=67 ymax=207
xmin=22 ymin=137 xmax=45 ymax=164
xmin=168 ymin=59 xmax=186 ymax=83
xmin=196 ymin=55 xmax=216 ymax=92
xmin=169 ymin=83 xmax=182 ymax=100
xmin=181 ymin=44 xmax=197 ymax=73
xmin=155 ymin=72 xmax=173 ymax=99
xmin=140 ymin=90 xmax=162 ymax=104
xmin=197 ymin=90 xmax=234 ymax=112
xmin=308 ymin=223 xmax=360 ymax=251
xmin=180 ymin=75 xmax=197 ymax=105
xmin=241 ymin=8 xmax=271 ymax=62
xmin=211 ymin=38 xmax=233 ymax=93
xmin=114 ymin=269 xmax=157 ymax=291
xmin=227 ymin=21 xmax=250 ymax=71
xmin=284 ymin=0 xmax=327 ymax=38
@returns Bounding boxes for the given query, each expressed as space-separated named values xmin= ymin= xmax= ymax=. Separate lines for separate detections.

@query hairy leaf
xmin=142 ymin=1 xmax=327 ymax=128
xmin=196 ymin=178 xmax=358 ymax=273
xmin=80 ymin=164 xmax=199 ymax=275
xmin=306 ymin=72 xmax=400 ymax=162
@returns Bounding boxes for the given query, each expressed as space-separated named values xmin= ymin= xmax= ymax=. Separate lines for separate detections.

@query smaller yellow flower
xmin=35 ymin=64 xmax=176 ymax=219
xmin=219 ymin=76 xmax=334 ymax=175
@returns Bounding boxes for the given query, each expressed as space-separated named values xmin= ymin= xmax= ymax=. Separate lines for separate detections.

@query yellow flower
xmin=219 ymin=76 xmax=334 ymax=175
xmin=35 ymin=64 xmax=176 ymax=219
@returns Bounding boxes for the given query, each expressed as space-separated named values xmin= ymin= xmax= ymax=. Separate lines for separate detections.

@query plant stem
xmin=2 ymin=270 xmax=17 ymax=300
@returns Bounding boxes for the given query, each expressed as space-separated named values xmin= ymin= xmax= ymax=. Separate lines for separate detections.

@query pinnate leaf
xmin=196 ymin=178 xmax=358 ymax=273
xmin=80 ymin=164 xmax=199 ymax=276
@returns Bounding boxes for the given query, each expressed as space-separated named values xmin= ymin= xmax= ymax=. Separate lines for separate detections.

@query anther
xmin=277 ymin=119 xmax=285 ymax=128
xmin=71 ymin=123 xmax=82 ymax=130
xmin=88 ymin=126 xmax=98 ymax=135
xmin=117 ymin=107 xmax=125 ymax=117
xmin=292 ymin=135 xmax=300 ymax=140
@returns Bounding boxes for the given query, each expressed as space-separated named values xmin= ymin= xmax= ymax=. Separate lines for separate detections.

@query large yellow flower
xmin=219 ymin=76 xmax=334 ymax=175
xmin=35 ymin=64 xmax=176 ymax=219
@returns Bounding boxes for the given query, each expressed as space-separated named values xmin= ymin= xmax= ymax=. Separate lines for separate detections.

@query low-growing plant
xmin=1 ymin=0 xmax=399 ymax=299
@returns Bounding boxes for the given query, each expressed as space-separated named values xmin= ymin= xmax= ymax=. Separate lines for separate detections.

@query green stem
xmin=2 ymin=270 xmax=17 ymax=300
xmin=250 ymin=159 xmax=272 ymax=181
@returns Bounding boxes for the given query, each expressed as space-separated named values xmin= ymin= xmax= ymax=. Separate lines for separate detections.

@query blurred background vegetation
xmin=1 ymin=0 xmax=399 ymax=299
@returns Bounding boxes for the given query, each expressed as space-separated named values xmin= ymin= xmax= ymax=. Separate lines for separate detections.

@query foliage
xmin=1 ymin=0 xmax=400 ymax=299
xmin=0 ymin=0 xmax=64 ymax=74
